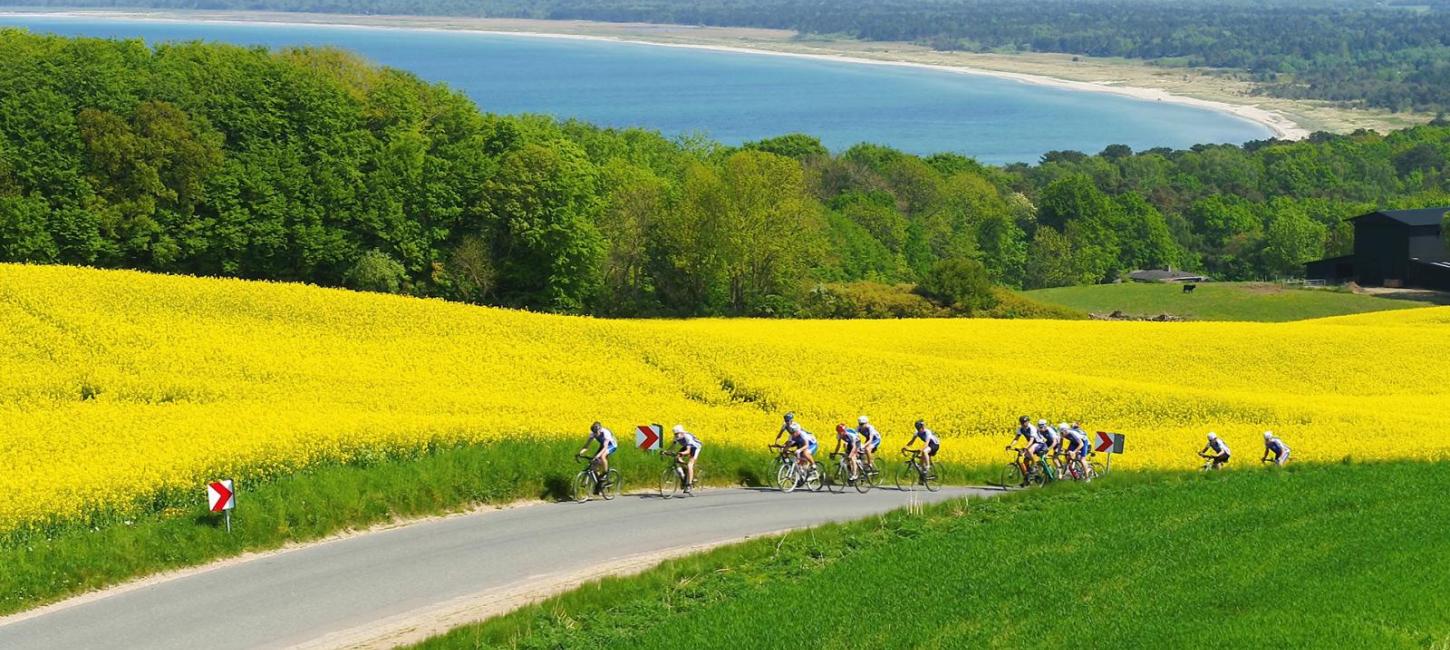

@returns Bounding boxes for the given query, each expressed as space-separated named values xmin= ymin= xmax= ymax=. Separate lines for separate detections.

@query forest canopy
xmin=2 ymin=31 xmax=1449 ymax=317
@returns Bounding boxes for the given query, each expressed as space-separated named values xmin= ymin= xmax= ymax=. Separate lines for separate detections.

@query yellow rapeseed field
xmin=2 ymin=264 xmax=1447 ymax=533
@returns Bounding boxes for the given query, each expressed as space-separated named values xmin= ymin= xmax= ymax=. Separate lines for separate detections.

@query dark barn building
xmin=1305 ymin=208 xmax=1450 ymax=291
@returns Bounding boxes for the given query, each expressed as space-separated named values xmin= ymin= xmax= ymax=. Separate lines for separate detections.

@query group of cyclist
xmin=578 ymin=412 xmax=1294 ymax=494
xmin=775 ymin=412 xmax=941 ymax=482
xmin=1199 ymin=430 xmax=1292 ymax=469
xmin=579 ymin=421 xmax=704 ymax=494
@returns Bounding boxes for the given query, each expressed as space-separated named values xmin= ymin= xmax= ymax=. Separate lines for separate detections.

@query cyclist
xmin=785 ymin=421 xmax=818 ymax=470
xmin=903 ymin=419 xmax=941 ymax=474
xmin=1261 ymin=431 xmax=1290 ymax=466
xmin=776 ymin=412 xmax=798 ymax=443
xmin=832 ymin=423 xmax=862 ymax=481
xmin=1200 ymin=432 xmax=1231 ymax=469
xmin=1006 ymin=415 xmax=1043 ymax=485
xmin=1061 ymin=422 xmax=1088 ymax=462
xmin=857 ymin=415 xmax=882 ymax=469
xmin=670 ymin=424 xmax=703 ymax=493
xmin=1036 ymin=419 xmax=1061 ymax=457
xmin=577 ymin=421 xmax=618 ymax=488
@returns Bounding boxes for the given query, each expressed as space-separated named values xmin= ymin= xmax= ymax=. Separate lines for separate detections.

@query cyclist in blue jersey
xmin=785 ymin=422 xmax=818 ymax=469
xmin=857 ymin=415 xmax=882 ymax=469
xmin=1200 ymin=432 xmax=1231 ymax=469
xmin=832 ymin=423 xmax=863 ymax=481
xmin=670 ymin=424 xmax=703 ymax=492
xmin=1061 ymin=422 xmax=1089 ymax=461
xmin=903 ymin=419 xmax=941 ymax=473
xmin=1261 ymin=431 xmax=1290 ymax=466
xmin=578 ymin=421 xmax=618 ymax=483
xmin=776 ymin=412 xmax=798 ymax=444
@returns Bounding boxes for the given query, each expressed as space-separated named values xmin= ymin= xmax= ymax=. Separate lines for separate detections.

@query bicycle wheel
xmin=805 ymin=463 xmax=825 ymax=492
xmin=1069 ymin=459 xmax=1089 ymax=482
xmin=1001 ymin=462 xmax=1025 ymax=489
xmin=777 ymin=463 xmax=798 ymax=493
xmin=1091 ymin=461 xmax=1106 ymax=477
xmin=853 ymin=460 xmax=871 ymax=494
xmin=572 ymin=471 xmax=593 ymax=503
xmin=895 ymin=463 xmax=918 ymax=491
xmin=602 ymin=469 xmax=621 ymax=500
xmin=923 ymin=466 xmax=940 ymax=492
xmin=660 ymin=466 xmax=681 ymax=499
xmin=827 ymin=463 xmax=847 ymax=494
xmin=1027 ymin=470 xmax=1047 ymax=487
xmin=864 ymin=461 xmax=882 ymax=488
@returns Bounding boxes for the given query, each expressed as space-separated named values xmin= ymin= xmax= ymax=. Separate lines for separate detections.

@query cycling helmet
xmin=1208 ymin=432 xmax=1218 ymax=440
xmin=914 ymin=419 xmax=926 ymax=430
xmin=1263 ymin=431 xmax=1274 ymax=439
xmin=1037 ymin=419 xmax=1048 ymax=426
xmin=784 ymin=412 xmax=795 ymax=422
xmin=836 ymin=423 xmax=847 ymax=434
xmin=673 ymin=424 xmax=686 ymax=435
xmin=590 ymin=421 xmax=602 ymax=433
xmin=1019 ymin=415 xmax=1030 ymax=424
xmin=1059 ymin=423 xmax=1071 ymax=431
xmin=858 ymin=415 xmax=869 ymax=425
xmin=789 ymin=422 xmax=801 ymax=433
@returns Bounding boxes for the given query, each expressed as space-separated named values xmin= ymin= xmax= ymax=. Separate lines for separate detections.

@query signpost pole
xmin=225 ymin=509 xmax=231 ymax=534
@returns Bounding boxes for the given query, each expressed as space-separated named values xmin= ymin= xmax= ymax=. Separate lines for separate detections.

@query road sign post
xmin=635 ymin=424 xmax=663 ymax=452
xmin=1095 ymin=432 xmax=1125 ymax=473
xmin=207 ymin=479 xmax=235 ymax=533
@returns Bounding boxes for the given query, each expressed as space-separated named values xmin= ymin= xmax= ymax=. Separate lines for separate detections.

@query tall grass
xmin=417 ymin=461 xmax=1450 ymax=649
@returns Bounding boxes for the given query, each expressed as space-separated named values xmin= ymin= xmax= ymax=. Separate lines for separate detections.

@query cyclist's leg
xmin=687 ymin=447 xmax=698 ymax=485
xmin=592 ymin=446 xmax=609 ymax=475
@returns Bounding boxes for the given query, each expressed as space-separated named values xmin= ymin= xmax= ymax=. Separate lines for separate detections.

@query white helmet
xmin=1059 ymin=423 xmax=1071 ymax=430
xmin=672 ymin=424 xmax=685 ymax=435
xmin=1208 ymin=432 xmax=1218 ymax=440
xmin=789 ymin=422 xmax=801 ymax=433
xmin=858 ymin=415 xmax=869 ymax=425
xmin=1037 ymin=419 xmax=1048 ymax=426
xmin=1263 ymin=431 xmax=1274 ymax=440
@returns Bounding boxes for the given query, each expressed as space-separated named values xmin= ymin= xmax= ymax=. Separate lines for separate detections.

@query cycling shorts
xmin=796 ymin=440 xmax=818 ymax=455
xmin=685 ymin=445 xmax=702 ymax=460
xmin=925 ymin=441 xmax=940 ymax=457
xmin=1027 ymin=442 xmax=1048 ymax=457
xmin=604 ymin=442 xmax=618 ymax=456
xmin=867 ymin=438 xmax=881 ymax=452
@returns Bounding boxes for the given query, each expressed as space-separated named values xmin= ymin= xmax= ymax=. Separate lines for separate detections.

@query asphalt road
xmin=0 ymin=486 xmax=993 ymax=649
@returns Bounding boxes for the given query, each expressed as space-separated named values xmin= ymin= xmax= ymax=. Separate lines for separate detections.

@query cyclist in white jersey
xmin=857 ymin=416 xmax=882 ymax=469
xmin=903 ymin=419 xmax=941 ymax=473
xmin=670 ymin=424 xmax=703 ymax=492
xmin=578 ymin=421 xmax=618 ymax=478
xmin=1200 ymin=432 xmax=1231 ymax=469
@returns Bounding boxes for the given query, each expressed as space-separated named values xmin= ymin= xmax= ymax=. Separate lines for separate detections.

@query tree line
xmin=2 ymin=31 xmax=1449 ymax=318
xmin=32 ymin=0 xmax=1450 ymax=114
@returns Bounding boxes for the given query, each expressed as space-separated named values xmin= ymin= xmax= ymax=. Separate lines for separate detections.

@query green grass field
xmin=1025 ymin=282 xmax=1426 ymax=321
xmin=418 ymin=462 xmax=1449 ymax=649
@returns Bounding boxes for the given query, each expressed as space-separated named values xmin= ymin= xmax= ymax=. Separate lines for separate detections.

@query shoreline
xmin=1 ymin=9 xmax=1312 ymax=140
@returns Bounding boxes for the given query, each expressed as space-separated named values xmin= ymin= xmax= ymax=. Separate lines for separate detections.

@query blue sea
xmin=0 ymin=15 xmax=1274 ymax=162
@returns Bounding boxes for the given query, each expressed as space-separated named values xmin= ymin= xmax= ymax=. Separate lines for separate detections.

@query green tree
xmin=345 ymin=249 xmax=407 ymax=294
xmin=1262 ymin=201 xmax=1328 ymax=277
xmin=917 ymin=256 xmax=998 ymax=314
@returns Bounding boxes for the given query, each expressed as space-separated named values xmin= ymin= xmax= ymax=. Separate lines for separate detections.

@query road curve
xmin=1 ymin=486 xmax=992 ymax=649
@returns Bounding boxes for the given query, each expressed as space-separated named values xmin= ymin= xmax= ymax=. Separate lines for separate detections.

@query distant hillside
xmin=16 ymin=0 xmax=1450 ymax=113
xmin=1025 ymin=281 xmax=1427 ymax=321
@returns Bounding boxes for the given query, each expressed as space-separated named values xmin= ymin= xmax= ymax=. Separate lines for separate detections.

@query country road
xmin=0 ymin=486 xmax=993 ymax=649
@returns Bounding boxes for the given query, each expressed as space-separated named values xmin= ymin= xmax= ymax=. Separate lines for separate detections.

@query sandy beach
xmin=6 ymin=9 xmax=1412 ymax=140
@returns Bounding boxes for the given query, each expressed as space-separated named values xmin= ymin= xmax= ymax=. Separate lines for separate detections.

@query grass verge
xmin=0 ymin=438 xmax=993 ymax=615
xmin=1025 ymin=281 xmax=1426 ymax=321
xmin=415 ymin=461 xmax=1449 ymax=649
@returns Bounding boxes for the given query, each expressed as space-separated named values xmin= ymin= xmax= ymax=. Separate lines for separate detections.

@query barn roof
xmin=1351 ymin=207 xmax=1449 ymax=227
